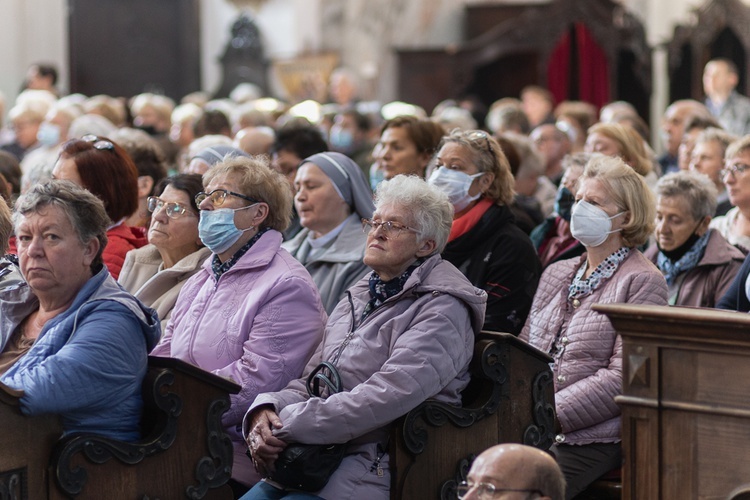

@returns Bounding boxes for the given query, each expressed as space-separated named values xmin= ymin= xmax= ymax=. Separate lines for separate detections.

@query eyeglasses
xmin=147 ymin=196 xmax=195 ymax=219
xmin=721 ymin=163 xmax=750 ymax=179
xmin=362 ymin=218 xmax=418 ymax=238
xmin=195 ymin=189 xmax=260 ymax=207
xmin=466 ymin=130 xmax=494 ymax=156
xmin=81 ymin=134 xmax=115 ymax=151
xmin=456 ymin=481 xmax=544 ymax=499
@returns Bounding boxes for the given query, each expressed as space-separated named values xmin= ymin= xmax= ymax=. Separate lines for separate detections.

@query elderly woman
xmin=242 ymin=175 xmax=485 ymax=499
xmin=52 ymin=135 xmax=147 ymax=279
xmin=118 ymin=174 xmax=211 ymax=330
xmin=429 ymin=129 xmax=541 ymax=334
xmin=520 ymin=155 xmax=668 ymax=499
xmin=645 ymin=171 xmax=744 ymax=307
xmin=150 ymin=156 xmax=327 ymax=494
xmin=373 ymin=115 xmax=445 ymax=180
xmin=283 ymin=152 xmax=374 ymax=313
xmin=710 ymin=135 xmax=750 ymax=253
xmin=0 ymin=181 xmax=160 ymax=439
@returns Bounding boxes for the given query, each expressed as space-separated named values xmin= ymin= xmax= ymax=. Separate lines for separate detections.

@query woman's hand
xmin=245 ymin=407 xmax=287 ymax=475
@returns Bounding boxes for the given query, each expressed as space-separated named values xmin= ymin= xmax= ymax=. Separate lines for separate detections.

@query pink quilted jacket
xmin=520 ymin=250 xmax=667 ymax=445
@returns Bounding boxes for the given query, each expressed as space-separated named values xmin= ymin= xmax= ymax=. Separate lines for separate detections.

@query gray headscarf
xmin=300 ymin=152 xmax=375 ymax=219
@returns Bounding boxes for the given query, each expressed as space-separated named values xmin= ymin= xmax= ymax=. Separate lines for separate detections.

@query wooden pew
xmin=1 ymin=356 xmax=240 ymax=499
xmin=390 ymin=331 xmax=557 ymax=500
xmin=595 ymin=304 xmax=750 ymax=500
xmin=0 ymin=382 xmax=62 ymax=499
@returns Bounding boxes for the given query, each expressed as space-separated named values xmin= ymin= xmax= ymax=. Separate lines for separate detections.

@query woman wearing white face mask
xmin=428 ymin=129 xmax=541 ymax=335
xmin=150 ymin=156 xmax=328 ymax=496
xmin=520 ymin=154 xmax=668 ymax=499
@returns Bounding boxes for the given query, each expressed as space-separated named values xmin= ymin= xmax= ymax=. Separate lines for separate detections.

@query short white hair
xmin=374 ymin=175 xmax=453 ymax=253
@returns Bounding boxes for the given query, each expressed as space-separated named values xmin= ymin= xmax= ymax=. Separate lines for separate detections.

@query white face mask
xmin=427 ymin=167 xmax=484 ymax=213
xmin=570 ymin=200 xmax=625 ymax=247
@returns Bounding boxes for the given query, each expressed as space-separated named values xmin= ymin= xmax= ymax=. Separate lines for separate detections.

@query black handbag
xmin=269 ymin=361 xmax=347 ymax=492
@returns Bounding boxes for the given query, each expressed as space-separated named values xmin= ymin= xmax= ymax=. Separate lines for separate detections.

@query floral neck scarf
xmin=361 ymin=258 xmax=425 ymax=321
xmin=656 ymin=230 xmax=710 ymax=285
xmin=568 ymin=247 xmax=630 ymax=301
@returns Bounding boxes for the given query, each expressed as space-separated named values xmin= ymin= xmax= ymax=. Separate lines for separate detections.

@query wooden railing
xmin=595 ymin=304 xmax=750 ymax=500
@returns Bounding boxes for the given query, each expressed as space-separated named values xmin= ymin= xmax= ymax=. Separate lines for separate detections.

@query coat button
xmin=572 ymin=299 xmax=580 ymax=308
xmin=555 ymin=434 xmax=566 ymax=443
xmin=557 ymin=375 xmax=566 ymax=383
xmin=561 ymin=336 xmax=568 ymax=344
xmin=432 ymin=291 xmax=439 ymax=297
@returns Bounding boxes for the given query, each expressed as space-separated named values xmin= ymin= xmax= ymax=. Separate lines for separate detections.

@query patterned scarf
xmin=361 ymin=258 xmax=425 ymax=321
xmin=568 ymin=247 xmax=630 ymax=300
xmin=656 ymin=230 xmax=710 ymax=285
xmin=211 ymin=227 xmax=270 ymax=281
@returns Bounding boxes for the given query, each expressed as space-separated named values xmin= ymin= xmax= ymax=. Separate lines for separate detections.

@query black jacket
xmin=442 ymin=203 xmax=541 ymax=335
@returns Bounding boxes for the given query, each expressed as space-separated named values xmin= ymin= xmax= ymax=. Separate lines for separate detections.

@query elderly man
xmin=659 ymin=99 xmax=712 ymax=175
xmin=530 ymin=123 xmax=572 ymax=185
xmin=459 ymin=444 xmax=565 ymax=500
xmin=703 ymin=58 xmax=750 ymax=136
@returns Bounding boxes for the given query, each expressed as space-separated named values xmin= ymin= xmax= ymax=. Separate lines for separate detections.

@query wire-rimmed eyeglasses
xmin=361 ymin=218 xmax=418 ymax=238
xmin=456 ymin=480 xmax=544 ymax=499
xmin=147 ymin=197 xmax=196 ymax=219
xmin=195 ymin=188 xmax=260 ymax=207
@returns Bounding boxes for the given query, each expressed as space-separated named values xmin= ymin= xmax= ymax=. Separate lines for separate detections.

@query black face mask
xmin=554 ymin=186 xmax=575 ymax=222
xmin=658 ymin=231 xmax=701 ymax=262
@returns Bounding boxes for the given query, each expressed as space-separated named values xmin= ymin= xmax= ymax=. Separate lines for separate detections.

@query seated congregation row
xmin=2 ymin=115 xmax=750 ymax=500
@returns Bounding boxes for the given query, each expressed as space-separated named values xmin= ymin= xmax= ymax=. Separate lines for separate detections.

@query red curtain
xmin=546 ymin=22 xmax=610 ymax=109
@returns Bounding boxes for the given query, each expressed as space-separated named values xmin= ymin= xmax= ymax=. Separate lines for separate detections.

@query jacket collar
xmin=201 ymin=229 xmax=282 ymax=275
xmin=283 ymin=213 xmax=366 ymax=264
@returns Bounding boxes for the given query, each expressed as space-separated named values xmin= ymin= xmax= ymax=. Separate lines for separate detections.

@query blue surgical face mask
xmin=37 ymin=122 xmax=61 ymax=147
xmin=330 ymin=128 xmax=354 ymax=153
xmin=198 ymin=205 xmax=256 ymax=254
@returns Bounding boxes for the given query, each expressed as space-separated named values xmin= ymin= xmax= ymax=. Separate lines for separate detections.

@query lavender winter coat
xmin=520 ymin=250 xmax=667 ymax=445
xmin=151 ymin=229 xmax=327 ymax=487
xmin=245 ymin=253 xmax=486 ymax=499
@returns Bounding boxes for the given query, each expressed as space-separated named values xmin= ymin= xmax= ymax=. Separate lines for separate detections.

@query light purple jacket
xmin=246 ymin=254 xmax=486 ymax=499
xmin=151 ymin=230 xmax=327 ymax=487
xmin=520 ymin=250 xmax=667 ymax=445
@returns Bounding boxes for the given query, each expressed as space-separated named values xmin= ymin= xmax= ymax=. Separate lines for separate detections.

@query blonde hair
xmin=580 ymin=154 xmax=655 ymax=247
xmin=203 ymin=156 xmax=292 ymax=232
xmin=587 ymin=122 xmax=653 ymax=177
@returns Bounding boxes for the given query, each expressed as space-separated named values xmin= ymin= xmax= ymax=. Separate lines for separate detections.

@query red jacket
xmin=104 ymin=224 xmax=147 ymax=279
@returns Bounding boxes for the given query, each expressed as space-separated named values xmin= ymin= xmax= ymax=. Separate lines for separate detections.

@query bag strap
xmin=306 ymin=361 xmax=342 ymax=398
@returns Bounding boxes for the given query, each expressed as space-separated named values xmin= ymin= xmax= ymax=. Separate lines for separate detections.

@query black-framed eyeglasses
xmin=456 ymin=481 xmax=543 ymax=499
xmin=147 ymin=196 xmax=196 ymax=219
xmin=466 ymin=130 xmax=494 ymax=156
xmin=362 ymin=218 xmax=418 ymax=238
xmin=721 ymin=162 xmax=750 ymax=179
xmin=81 ymin=134 xmax=115 ymax=152
xmin=195 ymin=189 xmax=260 ymax=207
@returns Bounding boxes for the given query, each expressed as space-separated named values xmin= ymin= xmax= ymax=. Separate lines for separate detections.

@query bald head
xmin=464 ymin=444 xmax=565 ymax=500
xmin=662 ymin=100 xmax=712 ymax=156
xmin=234 ymin=126 xmax=275 ymax=156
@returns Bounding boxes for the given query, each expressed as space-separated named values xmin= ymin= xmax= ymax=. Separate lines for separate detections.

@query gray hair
xmin=656 ymin=170 xmax=718 ymax=221
xmin=13 ymin=180 xmax=111 ymax=271
xmin=373 ymin=175 xmax=453 ymax=253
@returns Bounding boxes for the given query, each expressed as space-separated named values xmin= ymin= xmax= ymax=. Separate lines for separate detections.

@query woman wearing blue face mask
xmin=520 ymin=155 xmax=668 ymax=499
xmin=530 ymin=153 xmax=589 ymax=268
xmin=428 ymin=128 xmax=541 ymax=335
xmin=150 ymin=156 xmax=328 ymax=496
